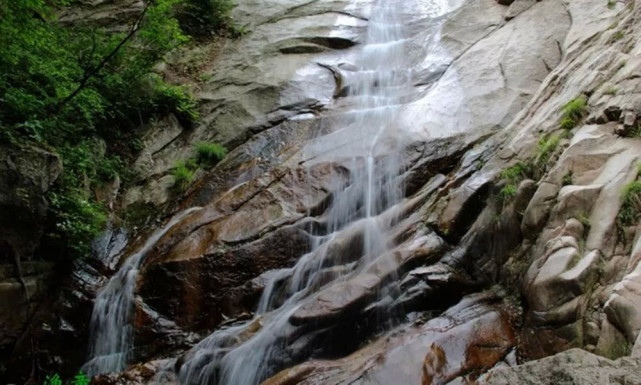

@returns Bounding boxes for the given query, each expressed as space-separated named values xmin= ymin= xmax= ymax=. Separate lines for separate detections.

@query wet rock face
xmin=55 ymin=0 xmax=641 ymax=383
xmin=264 ymin=294 xmax=515 ymax=385
xmin=138 ymin=225 xmax=312 ymax=331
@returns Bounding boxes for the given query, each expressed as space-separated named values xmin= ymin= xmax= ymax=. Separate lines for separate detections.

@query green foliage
xmin=170 ymin=141 xmax=226 ymax=189
xmin=140 ymin=0 xmax=190 ymax=54
xmin=604 ymin=86 xmax=618 ymax=95
xmin=577 ymin=212 xmax=591 ymax=234
xmin=618 ymin=181 xmax=641 ymax=227
xmin=560 ymin=96 xmax=588 ymax=130
xmin=500 ymin=162 xmax=532 ymax=184
xmin=611 ymin=31 xmax=625 ymax=41
xmin=130 ymin=137 xmax=145 ymax=153
xmin=535 ymin=134 xmax=561 ymax=169
xmin=499 ymin=184 xmax=517 ymax=200
xmin=195 ymin=142 xmax=227 ymax=166
xmin=229 ymin=24 xmax=250 ymax=38
xmin=621 ymin=123 xmax=641 ymax=138
xmin=607 ymin=0 xmax=616 ymax=9
xmin=152 ymin=78 xmax=200 ymax=124
xmin=49 ymin=190 xmax=108 ymax=257
xmin=179 ymin=0 xmax=235 ymax=36
xmin=43 ymin=142 xmax=124 ymax=256
xmin=171 ymin=160 xmax=196 ymax=190
xmin=0 ymin=0 xmax=202 ymax=258
xmin=562 ymin=171 xmax=574 ymax=186
xmin=498 ymin=162 xmax=532 ymax=204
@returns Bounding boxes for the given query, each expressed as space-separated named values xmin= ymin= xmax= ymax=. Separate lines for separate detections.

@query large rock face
xmin=0 ymin=144 xmax=62 ymax=357
xmin=12 ymin=0 xmax=641 ymax=383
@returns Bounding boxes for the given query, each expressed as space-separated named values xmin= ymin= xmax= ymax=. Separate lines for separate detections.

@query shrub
xmin=535 ymin=134 xmax=561 ymax=172
xmin=153 ymin=79 xmax=200 ymax=124
xmin=49 ymin=190 xmax=108 ymax=258
xmin=498 ymin=162 xmax=532 ymax=203
xmin=500 ymin=162 xmax=532 ymax=184
xmin=195 ymin=142 xmax=227 ymax=167
xmin=618 ymin=181 xmax=641 ymax=226
xmin=500 ymin=184 xmax=518 ymax=200
xmin=560 ymin=96 xmax=588 ymax=129
xmin=179 ymin=0 xmax=235 ymax=35
xmin=171 ymin=160 xmax=196 ymax=190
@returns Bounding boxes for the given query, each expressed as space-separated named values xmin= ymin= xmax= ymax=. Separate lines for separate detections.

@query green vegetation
xmin=171 ymin=142 xmax=227 ymax=190
xmin=154 ymin=79 xmax=200 ymax=124
xmin=560 ymin=96 xmax=588 ymax=130
xmin=611 ymin=30 xmax=625 ymax=41
xmin=498 ymin=162 xmax=532 ymax=202
xmin=628 ymin=124 xmax=641 ymax=138
xmin=618 ymin=181 xmax=641 ymax=227
xmin=499 ymin=184 xmax=518 ymax=200
xmin=498 ymin=133 xmax=566 ymax=203
xmin=178 ymin=0 xmax=235 ymax=36
xmin=577 ymin=212 xmax=592 ymax=234
xmin=562 ymin=171 xmax=574 ymax=186
xmin=535 ymin=134 xmax=561 ymax=169
xmin=605 ymin=337 xmax=631 ymax=359
xmin=49 ymin=191 xmax=108 ymax=256
xmin=501 ymin=162 xmax=532 ymax=184
xmin=195 ymin=142 xmax=227 ymax=167
xmin=0 ymin=0 xmax=233 ymax=258
xmin=171 ymin=160 xmax=197 ymax=190
xmin=604 ymin=86 xmax=618 ymax=96
xmin=607 ymin=0 xmax=616 ymax=9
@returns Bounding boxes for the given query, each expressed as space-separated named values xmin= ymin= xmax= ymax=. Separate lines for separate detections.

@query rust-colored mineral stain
xmin=421 ymin=309 xmax=515 ymax=384
xmin=422 ymin=343 xmax=447 ymax=385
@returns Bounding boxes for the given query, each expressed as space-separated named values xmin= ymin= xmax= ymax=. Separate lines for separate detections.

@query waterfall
xmin=176 ymin=1 xmax=413 ymax=384
xmin=82 ymin=207 xmax=201 ymax=376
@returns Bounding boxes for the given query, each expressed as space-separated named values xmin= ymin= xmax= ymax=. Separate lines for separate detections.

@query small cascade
xmin=176 ymin=1 xmax=414 ymax=384
xmin=83 ymin=207 xmax=201 ymax=376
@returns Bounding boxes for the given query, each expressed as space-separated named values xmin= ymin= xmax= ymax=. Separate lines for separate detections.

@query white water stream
xmin=82 ymin=208 xmax=202 ymax=376
xmin=176 ymin=1 xmax=412 ymax=384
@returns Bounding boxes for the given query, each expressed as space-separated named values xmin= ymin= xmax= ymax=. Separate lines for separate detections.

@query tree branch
xmin=57 ymin=0 xmax=155 ymax=109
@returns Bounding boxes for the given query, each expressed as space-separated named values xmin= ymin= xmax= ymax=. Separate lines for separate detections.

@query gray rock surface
xmin=479 ymin=349 xmax=641 ymax=385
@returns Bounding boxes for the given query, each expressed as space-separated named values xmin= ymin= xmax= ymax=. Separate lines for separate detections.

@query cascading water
xmin=83 ymin=207 xmax=201 ymax=376
xmin=174 ymin=2 xmax=414 ymax=384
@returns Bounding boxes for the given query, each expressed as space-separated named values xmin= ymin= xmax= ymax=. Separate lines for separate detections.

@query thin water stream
xmin=83 ymin=208 xmax=202 ymax=376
